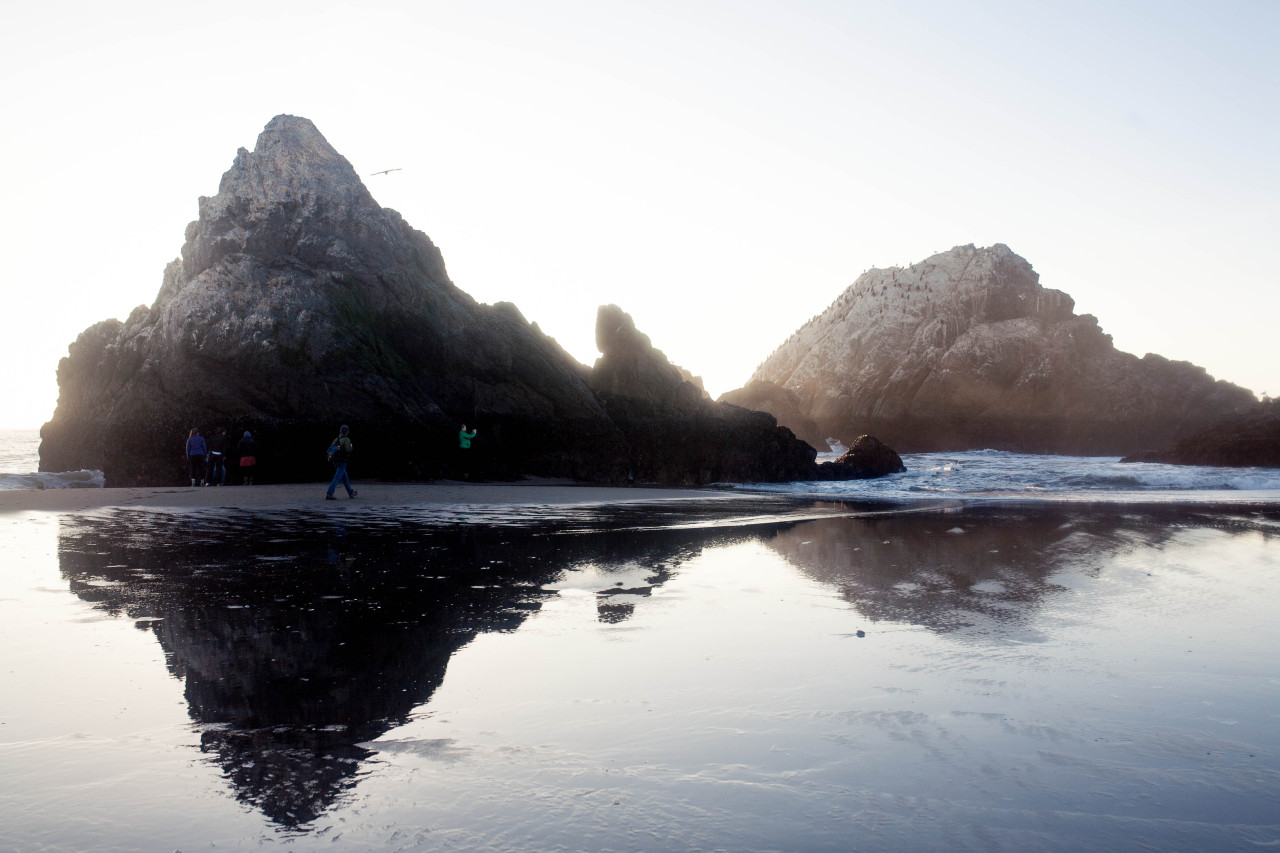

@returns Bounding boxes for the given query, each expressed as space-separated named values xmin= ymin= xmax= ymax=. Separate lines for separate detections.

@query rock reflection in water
xmin=56 ymin=507 xmax=752 ymax=827
xmin=765 ymin=505 xmax=1192 ymax=637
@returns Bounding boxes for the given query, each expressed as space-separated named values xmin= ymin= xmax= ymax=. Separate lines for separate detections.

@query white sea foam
xmin=735 ymin=450 xmax=1280 ymax=504
xmin=0 ymin=470 xmax=105 ymax=490
xmin=0 ymin=429 xmax=105 ymax=490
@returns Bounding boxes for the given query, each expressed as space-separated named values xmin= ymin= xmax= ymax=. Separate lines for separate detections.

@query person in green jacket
xmin=458 ymin=424 xmax=477 ymax=479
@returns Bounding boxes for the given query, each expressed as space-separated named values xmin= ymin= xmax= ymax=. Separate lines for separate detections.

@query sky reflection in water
xmin=3 ymin=500 xmax=1278 ymax=851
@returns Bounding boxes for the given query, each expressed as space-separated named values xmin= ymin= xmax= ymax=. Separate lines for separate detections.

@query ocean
xmin=0 ymin=429 xmax=103 ymax=490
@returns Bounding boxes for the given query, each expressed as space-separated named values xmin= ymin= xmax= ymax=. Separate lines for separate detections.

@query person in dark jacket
xmin=237 ymin=431 xmax=259 ymax=485
xmin=206 ymin=427 xmax=229 ymax=486
xmin=185 ymin=428 xmax=208 ymax=487
xmin=325 ymin=424 xmax=357 ymax=500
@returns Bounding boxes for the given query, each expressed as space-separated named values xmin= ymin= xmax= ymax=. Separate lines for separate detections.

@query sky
xmin=2 ymin=0 xmax=1277 ymax=429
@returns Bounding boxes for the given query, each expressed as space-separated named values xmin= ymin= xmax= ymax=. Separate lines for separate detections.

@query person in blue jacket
xmin=185 ymin=427 xmax=208 ymax=487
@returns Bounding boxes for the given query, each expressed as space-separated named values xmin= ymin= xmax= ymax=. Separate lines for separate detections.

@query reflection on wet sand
xmin=56 ymin=500 xmax=1280 ymax=834
xmin=766 ymin=504 xmax=1273 ymax=637
xmin=56 ymin=506 xmax=758 ymax=826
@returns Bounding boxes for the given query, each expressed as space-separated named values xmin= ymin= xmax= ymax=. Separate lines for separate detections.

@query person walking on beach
xmin=185 ymin=428 xmax=208 ymax=487
xmin=458 ymin=423 xmax=477 ymax=479
xmin=237 ymin=430 xmax=258 ymax=485
xmin=326 ymin=425 xmax=357 ymax=500
xmin=206 ymin=427 xmax=229 ymax=486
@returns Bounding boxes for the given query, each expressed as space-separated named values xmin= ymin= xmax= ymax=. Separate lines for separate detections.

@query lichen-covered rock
xmin=729 ymin=244 xmax=1255 ymax=454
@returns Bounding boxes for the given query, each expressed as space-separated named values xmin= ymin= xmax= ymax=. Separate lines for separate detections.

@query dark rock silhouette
xmin=814 ymin=435 xmax=906 ymax=480
xmin=1122 ymin=399 xmax=1280 ymax=468
xmin=720 ymin=379 xmax=824 ymax=448
xmin=38 ymin=115 xmax=842 ymax=486
xmin=725 ymin=244 xmax=1256 ymax=455
xmin=589 ymin=305 xmax=820 ymax=484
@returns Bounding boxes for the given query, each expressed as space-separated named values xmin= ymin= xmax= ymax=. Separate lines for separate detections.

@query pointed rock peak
xmin=215 ymin=114 xmax=366 ymax=205
xmin=595 ymin=304 xmax=655 ymax=357
xmin=179 ymin=115 xmax=400 ymax=281
xmin=261 ymin=113 xmax=330 ymax=144
xmin=590 ymin=304 xmax=707 ymax=414
xmin=252 ymin=115 xmax=349 ymax=174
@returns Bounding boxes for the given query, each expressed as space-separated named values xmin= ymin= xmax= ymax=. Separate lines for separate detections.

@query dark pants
xmin=208 ymin=453 xmax=226 ymax=485
xmin=328 ymin=462 xmax=353 ymax=496
xmin=188 ymin=455 xmax=206 ymax=484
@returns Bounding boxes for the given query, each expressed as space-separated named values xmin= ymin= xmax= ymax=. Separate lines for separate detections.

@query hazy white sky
xmin=2 ymin=0 xmax=1276 ymax=429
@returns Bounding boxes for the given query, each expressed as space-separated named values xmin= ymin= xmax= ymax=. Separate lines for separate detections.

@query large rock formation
xmin=1122 ymin=399 xmax=1280 ymax=468
xmin=726 ymin=244 xmax=1255 ymax=455
xmin=40 ymin=115 xmax=835 ymax=487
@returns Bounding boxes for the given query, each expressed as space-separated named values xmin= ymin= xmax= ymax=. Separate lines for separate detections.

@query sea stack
xmin=39 ymin=115 xmax=837 ymax=486
xmin=722 ymin=244 xmax=1255 ymax=455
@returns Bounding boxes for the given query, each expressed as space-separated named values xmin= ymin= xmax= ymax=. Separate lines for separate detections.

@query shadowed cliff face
xmin=39 ymin=116 xmax=833 ymax=486
xmin=728 ymin=244 xmax=1256 ymax=455
xmin=1124 ymin=398 xmax=1280 ymax=468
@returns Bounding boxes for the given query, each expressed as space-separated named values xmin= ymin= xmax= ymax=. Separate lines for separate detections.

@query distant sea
xmin=0 ymin=428 xmax=103 ymax=490
xmin=756 ymin=445 xmax=1280 ymax=504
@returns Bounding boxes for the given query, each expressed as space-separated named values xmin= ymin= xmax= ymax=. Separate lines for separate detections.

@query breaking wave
xmin=0 ymin=470 xmax=105 ymax=491
xmin=0 ymin=430 xmax=105 ymax=490
xmin=737 ymin=450 xmax=1280 ymax=504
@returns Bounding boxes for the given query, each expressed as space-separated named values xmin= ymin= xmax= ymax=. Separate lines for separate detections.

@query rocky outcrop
xmin=814 ymin=435 xmax=906 ymax=480
xmin=720 ymin=380 xmax=824 ymax=448
xmin=728 ymin=244 xmax=1256 ymax=455
xmin=40 ymin=115 xmax=837 ymax=487
xmin=1122 ymin=399 xmax=1280 ymax=468
xmin=589 ymin=305 xmax=820 ymax=484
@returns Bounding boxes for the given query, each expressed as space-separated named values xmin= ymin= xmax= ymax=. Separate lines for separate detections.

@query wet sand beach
xmin=2 ymin=481 xmax=1278 ymax=851
xmin=0 ymin=480 xmax=734 ymax=515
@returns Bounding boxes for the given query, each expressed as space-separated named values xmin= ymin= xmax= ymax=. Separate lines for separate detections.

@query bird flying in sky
xmin=369 ymin=168 xmax=403 ymax=176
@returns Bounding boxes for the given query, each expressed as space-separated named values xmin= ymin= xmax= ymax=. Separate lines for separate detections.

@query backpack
xmin=327 ymin=437 xmax=350 ymax=463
